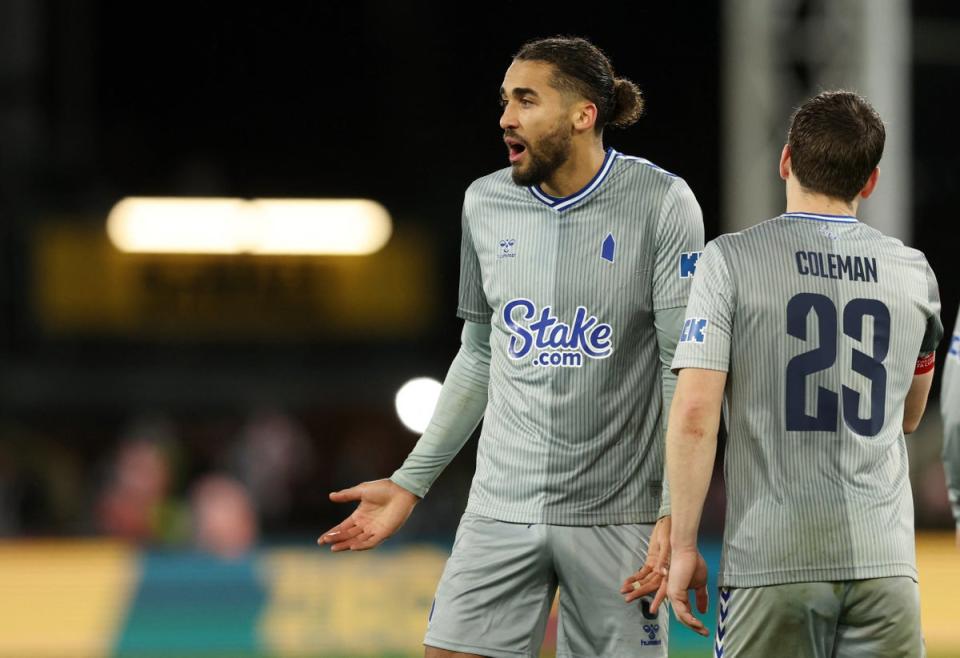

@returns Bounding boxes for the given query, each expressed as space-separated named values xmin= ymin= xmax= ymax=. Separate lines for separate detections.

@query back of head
xmin=787 ymin=91 xmax=886 ymax=202
xmin=514 ymin=36 xmax=644 ymax=133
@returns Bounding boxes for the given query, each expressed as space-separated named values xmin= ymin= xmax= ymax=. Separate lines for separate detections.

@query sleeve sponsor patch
xmin=679 ymin=317 xmax=708 ymax=343
xmin=678 ymin=251 xmax=702 ymax=278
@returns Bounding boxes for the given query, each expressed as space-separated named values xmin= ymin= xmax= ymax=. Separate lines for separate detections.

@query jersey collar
xmin=782 ymin=212 xmax=858 ymax=224
xmin=528 ymin=148 xmax=619 ymax=213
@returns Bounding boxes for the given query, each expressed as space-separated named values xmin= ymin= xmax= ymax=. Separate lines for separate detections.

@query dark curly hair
xmin=514 ymin=36 xmax=644 ymax=133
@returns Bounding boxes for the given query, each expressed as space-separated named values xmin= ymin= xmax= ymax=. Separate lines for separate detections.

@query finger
xmin=649 ymin=578 xmax=668 ymax=615
xmin=349 ymin=532 xmax=382 ymax=551
xmin=620 ymin=575 xmax=639 ymax=594
xmin=673 ymin=599 xmax=707 ymax=636
xmin=329 ymin=485 xmax=362 ymax=502
xmin=318 ymin=522 xmax=362 ymax=546
xmin=317 ymin=520 xmax=357 ymax=544
xmin=695 ymin=585 xmax=709 ymax=614
xmin=327 ymin=527 xmax=367 ymax=552
xmin=624 ymin=573 xmax=660 ymax=602
xmin=347 ymin=531 xmax=377 ymax=551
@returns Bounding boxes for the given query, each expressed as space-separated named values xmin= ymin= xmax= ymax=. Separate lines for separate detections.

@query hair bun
xmin=610 ymin=78 xmax=644 ymax=129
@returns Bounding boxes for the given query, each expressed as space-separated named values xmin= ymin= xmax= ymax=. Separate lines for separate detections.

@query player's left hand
xmin=620 ymin=515 xmax=671 ymax=613
xmin=666 ymin=546 xmax=709 ymax=636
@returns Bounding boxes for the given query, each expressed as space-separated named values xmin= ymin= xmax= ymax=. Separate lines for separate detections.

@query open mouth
xmin=504 ymin=137 xmax=527 ymax=163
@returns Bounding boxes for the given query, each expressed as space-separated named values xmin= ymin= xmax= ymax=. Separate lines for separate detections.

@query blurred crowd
xmin=0 ymin=406 xmax=475 ymax=557
xmin=0 ymin=405 xmax=952 ymax=557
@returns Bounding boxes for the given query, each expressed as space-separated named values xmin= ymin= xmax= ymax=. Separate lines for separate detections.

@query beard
xmin=509 ymin=121 xmax=573 ymax=187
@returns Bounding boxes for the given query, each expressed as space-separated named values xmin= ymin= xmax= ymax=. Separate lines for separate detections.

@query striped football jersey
xmin=672 ymin=212 xmax=942 ymax=587
xmin=458 ymin=148 xmax=704 ymax=524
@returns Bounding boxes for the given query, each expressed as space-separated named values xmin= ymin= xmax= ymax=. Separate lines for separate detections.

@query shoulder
xmin=463 ymin=167 xmax=520 ymax=216
xmin=612 ymin=153 xmax=700 ymax=219
xmin=615 ymin=153 xmax=688 ymax=192
xmin=613 ymin=152 xmax=681 ymax=182
xmin=466 ymin=167 xmax=514 ymax=199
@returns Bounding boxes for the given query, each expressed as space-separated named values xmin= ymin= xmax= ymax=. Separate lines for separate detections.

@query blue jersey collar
xmin=529 ymin=148 xmax=618 ymax=213
xmin=782 ymin=211 xmax=858 ymax=224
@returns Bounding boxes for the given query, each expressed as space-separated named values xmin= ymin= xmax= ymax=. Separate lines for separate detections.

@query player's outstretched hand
xmin=317 ymin=479 xmax=419 ymax=552
xmin=621 ymin=516 xmax=671 ymax=613
xmin=666 ymin=547 xmax=709 ymax=636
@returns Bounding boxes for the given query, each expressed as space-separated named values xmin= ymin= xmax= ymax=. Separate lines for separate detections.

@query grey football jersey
xmin=940 ymin=309 xmax=960 ymax=526
xmin=672 ymin=212 xmax=942 ymax=587
xmin=458 ymin=148 xmax=704 ymax=525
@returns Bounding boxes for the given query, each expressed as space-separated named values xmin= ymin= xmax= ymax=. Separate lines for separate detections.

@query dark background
xmin=0 ymin=1 xmax=956 ymax=543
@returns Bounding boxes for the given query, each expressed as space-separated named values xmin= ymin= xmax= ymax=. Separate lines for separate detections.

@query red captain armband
xmin=915 ymin=352 xmax=935 ymax=375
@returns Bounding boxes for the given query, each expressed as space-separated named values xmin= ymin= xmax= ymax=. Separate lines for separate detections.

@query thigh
xmin=424 ymin=513 xmax=557 ymax=658
xmin=552 ymin=523 xmax=668 ymax=658
xmin=835 ymin=577 xmax=924 ymax=658
xmin=717 ymin=583 xmax=843 ymax=658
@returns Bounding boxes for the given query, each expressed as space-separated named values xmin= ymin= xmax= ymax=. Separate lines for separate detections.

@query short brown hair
xmin=787 ymin=91 xmax=885 ymax=202
xmin=514 ymin=36 xmax=644 ymax=133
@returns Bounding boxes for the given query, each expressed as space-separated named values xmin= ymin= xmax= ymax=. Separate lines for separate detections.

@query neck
xmin=540 ymin=140 xmax=607 ymax=198
xmin=785 ymin=184 xmax=859 ymax=217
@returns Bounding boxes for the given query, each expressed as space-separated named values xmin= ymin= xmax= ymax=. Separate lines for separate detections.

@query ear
xmin=859 ymin=167 xmax=880 ymax=200
xmin=573 ymin=101 xmax=598 ymax=133
xmin=779 ymin=144 xmax=791 ymax=181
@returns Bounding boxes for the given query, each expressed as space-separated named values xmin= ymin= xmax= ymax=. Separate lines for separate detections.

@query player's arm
xmin=621 ymin=306 xmax=684 ymax=606
xmin=903 ymin=359 xmax=934 ymax=434
xmin=621 ymin=176 xmax=704 ymax=605
xmin=318 ymin=320 xmax=491 ymax=551
xmin=319 ymin=191 xmax=492 ymax=552
xmin=662 ymin=241 xmax=735 ymax=634
xmin=666 ymin=367 xmax=725 ymax=636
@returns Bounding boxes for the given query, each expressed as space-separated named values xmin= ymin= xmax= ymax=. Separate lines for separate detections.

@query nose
xmin=500 ymin=101 xmax=518 ymax=131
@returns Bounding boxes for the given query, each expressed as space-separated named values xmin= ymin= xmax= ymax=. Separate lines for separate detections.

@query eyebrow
xmin=499 ymin=86 xmax=540 ymax=99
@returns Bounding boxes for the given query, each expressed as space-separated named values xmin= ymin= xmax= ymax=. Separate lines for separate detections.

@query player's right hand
xmin=317 ymin=478 xmax=419 ymax=552
xmin=666 ymin=547 xmax=709 ymax=636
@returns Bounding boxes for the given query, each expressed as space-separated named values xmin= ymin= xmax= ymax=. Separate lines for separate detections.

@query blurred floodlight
xmin=107 ymin=197 xmax=392 ymax=255
xmin=395 ymin=377 xmax=442 ymax=434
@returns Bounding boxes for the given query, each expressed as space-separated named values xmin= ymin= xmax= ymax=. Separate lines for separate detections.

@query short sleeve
xmin=456 ymin=195 xmax=492 ymax=323
xmin=920 ymin=261 xmax=943 ymax=354
xmin=652 ymin=178 xmax=705 ymax=311
xmin=671 ymin=240 xmax=735 ymax=373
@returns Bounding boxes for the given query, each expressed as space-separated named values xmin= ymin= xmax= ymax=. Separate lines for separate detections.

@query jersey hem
xmin=465 ymin=501 xmax=660 ymax=526
xmin=424 ymin=636 xmax=535 ymax=658
xmin=456 ymin=307 xmax=492 ymax=323
xmin=718 ymin=563 xmax=918 ymax=588
xmin=653 ymin=296 xmax=694 ymax=312
xmin=671 ymin=356 xmax=730 ymax=373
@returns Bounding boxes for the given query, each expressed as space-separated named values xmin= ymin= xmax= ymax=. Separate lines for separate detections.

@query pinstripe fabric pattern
xmin=457 ymin=148 xmax=704 ymax=525
xmin=940 ymin=309 xmax=960 ymax=525
xmin=672 ymin=214 xmax=943 ymax=587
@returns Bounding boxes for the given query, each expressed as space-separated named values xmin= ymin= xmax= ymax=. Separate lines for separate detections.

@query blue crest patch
xmin=601 ymin=233 xmax=616 ymax=263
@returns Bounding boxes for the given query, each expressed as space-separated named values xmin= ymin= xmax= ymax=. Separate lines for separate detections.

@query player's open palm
xmin=666 ymin=547 xmax=709 ymax=636
xmin=317 ymin=479 xmax=419 ymax=552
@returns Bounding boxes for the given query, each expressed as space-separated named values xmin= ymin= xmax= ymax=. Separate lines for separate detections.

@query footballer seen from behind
xmin=665 ymin=91 xmax=942 ymax=658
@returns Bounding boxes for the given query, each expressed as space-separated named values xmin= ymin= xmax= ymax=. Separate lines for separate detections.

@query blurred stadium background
xmin=0 ymin=1 xmax=958 ymax=656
